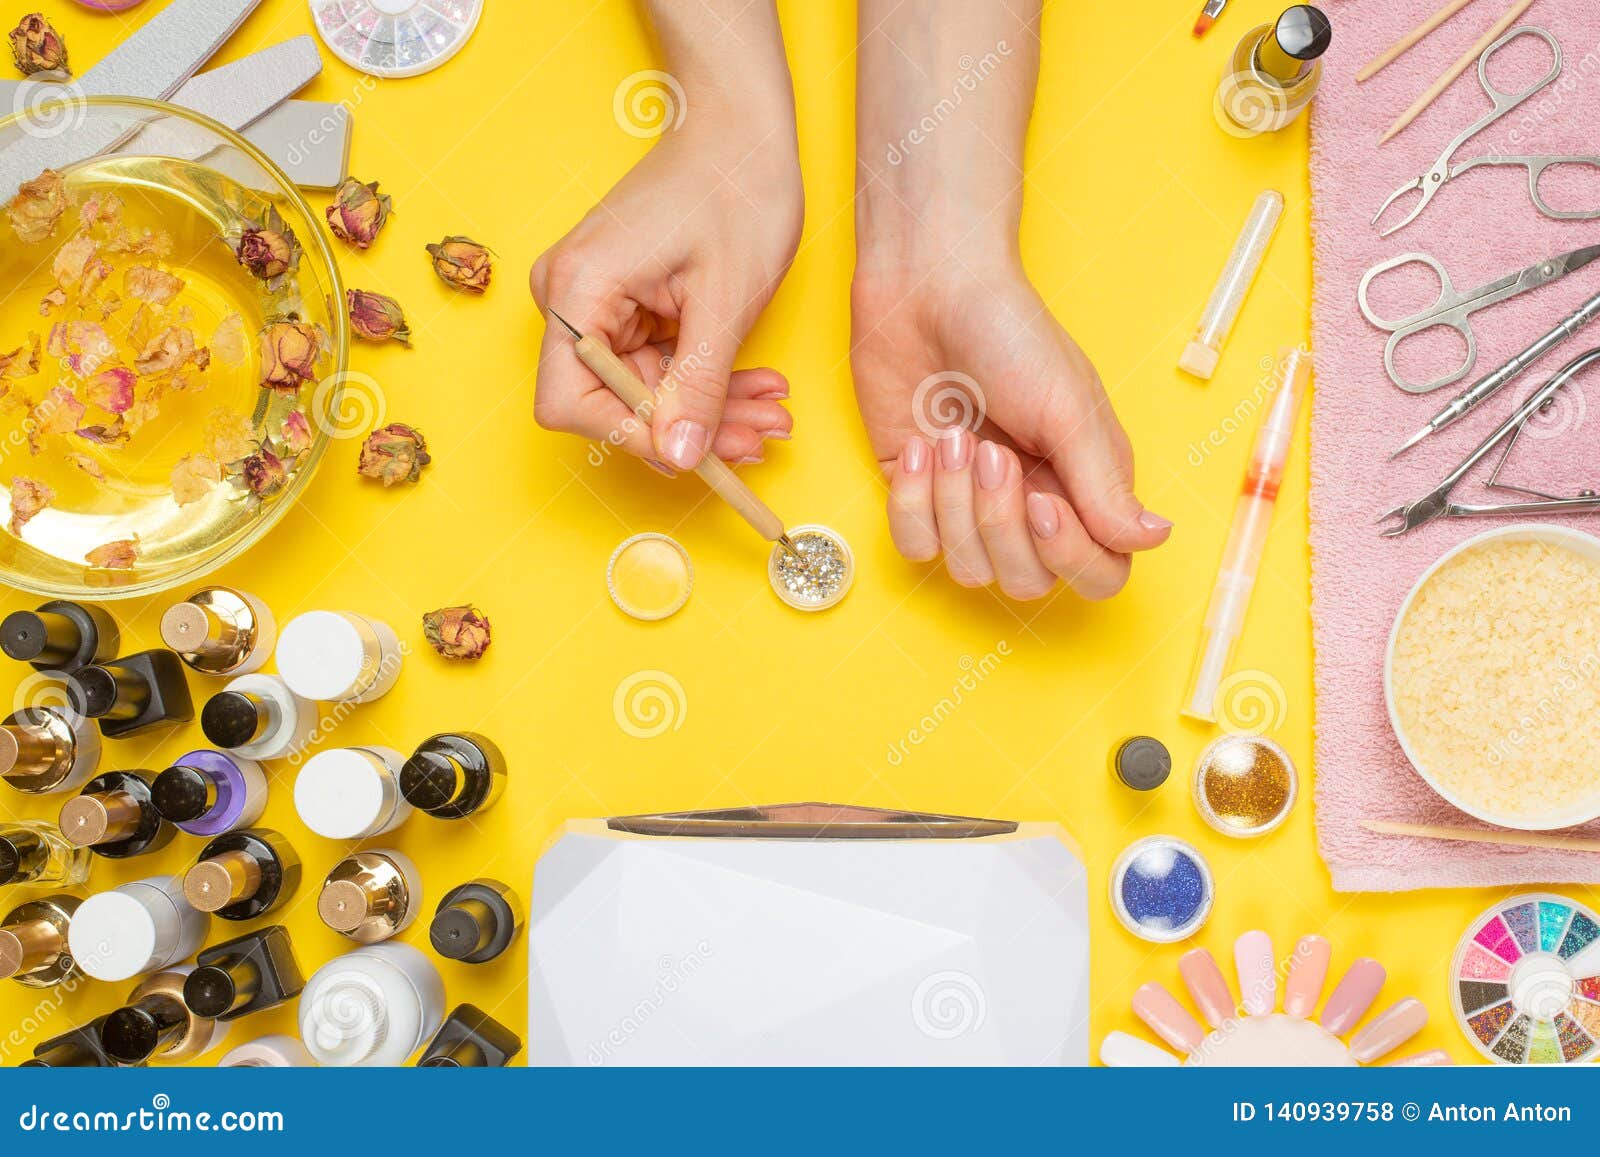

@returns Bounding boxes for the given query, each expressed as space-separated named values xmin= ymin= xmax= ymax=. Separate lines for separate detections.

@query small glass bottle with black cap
xmin=417 ymin=1004 xmax=522 ymax=1067
xmin=22 ymin=1017 xmax=121 ymax=1067
xmin=66 ymin=650 xmax=194 ymax=739
xmin=200 ymin=674 xmax=316 ymax=761
xmin=151 ymin=750 xmax=267 ymax=837
xmin=0 ymin=706 xmax=101 ymax=796
xmin=100 ymin=969 xmax=228 ymax=1065
xmin=58 ymin=770 xmax=175 ymax=859
xmin=0 ymin=601 xmax=117 ymax=674
xmin=400 ymin=732 xmax=506 ymax=820
xmin=431 ymin=879 xmax=522 ymax=965
xmin=1110 ymin=736 xmax=1173 ymax=792
xmin=183 ymin=830 xmax=299 ymax=921
xmin=0 ymin=821 xmax=90 ymax=889
xmin=159 ymin=586 xmax=275 ymax=677
xmin=183 ymin=926 xmax=304 ymax=1022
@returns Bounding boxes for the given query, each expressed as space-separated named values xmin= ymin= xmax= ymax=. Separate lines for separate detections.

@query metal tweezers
xmin=1378 ymin=347 xmax=1600 ymax=536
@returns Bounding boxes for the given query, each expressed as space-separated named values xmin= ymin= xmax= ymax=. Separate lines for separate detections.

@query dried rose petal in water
xmin=422 ymin=605 xmax=491 ymax=660
xmin=135 ymin=326 xmax=203 ymax=376
xmin=280 ymin=410 xmax=312 ymax=456
xmin=241 ymin=446 xmax=287 ymax=499
xmin=9 ymin=14 xmax=67 ymax=76
xmin=47 ymin=320 xmax=113 ymax=377
xmin=85 ymin=539 xmax=136 ymax=570
xmin=0 ymin=334 xmax=40 ymax=380
xmin=326 ymin=177 xmax=393 ymax=249
xmin=65 ymin=451 xmax=104 ymax=481
xmin=52 ymin=235 xmax=111 ymax=301
xmin=346 ymin=289 xmax=411 ymax=345
xmin=210 ymin=314 xmax=248 ymax=367
xmin=259 ymin=321 xmax=321 ymax=393
xmin=205 ymin=409 xmax=256 ymax=465
xmin=26 ymin=386 xmax=84 ymax=453
xmin=8 ymin=477 xmax=52 ymax=535
xmin=124 ymin=264 xmax=185 ymax=306
xmin=425 ymin=236 xmax=492 ymax=293
xmin=7 ymin=170 xmax=67 ymax=244
xmin=84 ymin=367 xmax=135 ymax=414
xmin=357 ymin=423 xmax=430 ymax=486
xmin=76 ymin=422 xmax=128 ymax=447
xmin=78 ymin=192 xmax=122 ymax=233
xmin=171 ymin=453 xmax=221 ymax=506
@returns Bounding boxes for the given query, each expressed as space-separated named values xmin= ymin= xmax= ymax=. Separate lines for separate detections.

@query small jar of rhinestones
xmin=768 ymin=525 xmax=854 ymax=612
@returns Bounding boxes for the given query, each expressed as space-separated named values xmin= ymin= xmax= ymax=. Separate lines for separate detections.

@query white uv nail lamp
xmin=528 ymin=803 xmax=1089 ymax=1066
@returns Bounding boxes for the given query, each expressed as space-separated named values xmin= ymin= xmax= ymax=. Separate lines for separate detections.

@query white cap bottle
xmin=69 ymin=875 xmax=209 ymax=982
xmin=298 ymin=942 xmax=444 ymax=1067
xmin=218 ymin=1034 xmax=315 ymax=1067
xmin=275 ymin=611 xmax=403 ymax=704
xmin=293 ymin=746 xmax=411 ymax=840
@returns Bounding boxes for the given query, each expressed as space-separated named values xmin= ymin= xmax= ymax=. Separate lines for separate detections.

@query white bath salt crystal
xmin=1391 ymin=538 xmax=1600 ymax=824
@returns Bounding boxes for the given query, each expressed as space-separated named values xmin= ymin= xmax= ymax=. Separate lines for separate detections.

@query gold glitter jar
xmin=768 ymin=525 xmax=853 ymax=612
xmin=1191 ymin=733 xmax=1297 ymax=837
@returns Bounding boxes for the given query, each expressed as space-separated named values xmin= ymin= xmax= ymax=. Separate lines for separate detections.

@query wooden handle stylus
xmin=1363 ymin=819 xmax=1600 ymax=854
xmin=567 ymin=326 xmax=790 ymax=546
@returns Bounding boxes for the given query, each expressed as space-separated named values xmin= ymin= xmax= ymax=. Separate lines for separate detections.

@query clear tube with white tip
xmin=1180 ymin=191 xmax=1284 ymax=380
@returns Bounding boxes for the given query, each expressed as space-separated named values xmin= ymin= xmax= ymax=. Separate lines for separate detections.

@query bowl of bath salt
xmin=1386 ymin=525 xmax=1600 ymax=830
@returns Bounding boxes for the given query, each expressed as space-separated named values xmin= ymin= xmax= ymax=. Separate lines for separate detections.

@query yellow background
xmin=0 ymin=0 xmax=1555 ymax=1066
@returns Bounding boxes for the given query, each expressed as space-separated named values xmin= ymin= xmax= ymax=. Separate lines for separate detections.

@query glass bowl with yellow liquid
xmin=0 ymin=96 xmax=348 ymax=600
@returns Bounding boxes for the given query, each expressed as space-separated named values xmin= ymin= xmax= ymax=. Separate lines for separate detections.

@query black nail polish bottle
xmin=417 ymin=1004 xmax=522 ymax=1067
xmin=430 ymin=879 xmax=523 ymax=964
xmin=183 ymin=830 xmax=300 ymax=921
xmin=21 ymin=1017 xmax=124 ymax=1067
xmin=67 ymin=650 xmax=193 ymax=739
xmin=400 ymin=732 xmax=506 ymax=819
xmin=184 ymin=926 xmax=304 ymax=1022
xmin=0 ymin=601 xmax=118 ymax=674
xmin=58 ymin=770 xmax=175 ymax=859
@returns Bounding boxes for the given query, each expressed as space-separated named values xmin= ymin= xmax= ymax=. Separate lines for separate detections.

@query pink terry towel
xmin=1309 ymin=0 xmax=1600 ymax=890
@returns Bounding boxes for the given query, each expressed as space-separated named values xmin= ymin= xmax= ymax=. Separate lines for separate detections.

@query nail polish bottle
xmin=298 ymin=942 xmax=444 ymax=1067
xmin=317 ymin=848 xmax=422 ymax=943
xmin=0 ymin=895 xmax=79 ymax=986
xmin=418 ymin=1004 xmax=522 ymax=1067
xmin=183 ymin=829 xmax=299 ymax=921
xmin=151 ymin=750 xmax=267 ymax=837
xmin=200 ymin=674 xmax=317 ymax=761
xmin=22 ymin=1017 xmax=123 ymax=1067
xmin=1217 ymin=4 xmax=1333 ymax=134
xmin=0 ymin=821 xmax=91 ymax=889
xmin=0 ymin=706 xmax=101 ymax=795
xmin=294 ymin=746 xmax=411 ymax=840
xmin=0 ymin=600 xmax=117 ymax=673
xmin=400 ymin=732 xmax=505 ymax=820
xmin=431 ymin=879 xmax=522 ymax=964
xmin=59 ymin=770 xmax=175 ymax=859
xmin=184 ymin=925 xmax=304 ymax=1022
xmin=159 ymin=586 xmax=276 ymax=676
xmin=69 ymin=874 xmax=209 ymax=983
xmin=101 ymin=967 xmax=228 ymax=1065
xmin=217 ymin=1034 xmax=314 ymax=1067
xmin=276 ymin=610 xmax=404 ymax=704
xmin=66 ymin=650 xmax=194 ymax=739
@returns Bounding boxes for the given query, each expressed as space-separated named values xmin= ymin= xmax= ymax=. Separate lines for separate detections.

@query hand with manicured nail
xmin=529 ymin=1 xmax=801 ymax=472
xmin=851 ymin=0 xmax=1171 ymax=600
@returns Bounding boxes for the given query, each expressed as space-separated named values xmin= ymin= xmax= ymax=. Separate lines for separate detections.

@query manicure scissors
xmin=1357 ymin=243 xmax=1600 ymax=394
xmin=1372 ymin=27 xmax=1600 ymax=237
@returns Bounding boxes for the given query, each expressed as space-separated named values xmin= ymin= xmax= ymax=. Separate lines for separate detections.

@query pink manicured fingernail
xmin=1320 ymin=958 xmax=1386 ymax=1035
xmin=977 ymin=441 xmax=1006 ymax=490
xmin=1234 ymin=930 xmax=1276 ymax=1016
xmin=730 ymin=453 xmax=764 ymax=465
xmin=644 ymin=458 xmax=676 ymax=478
xmin=1388 ymin=1048 xmax=1451 ymax=1067
xmin=758 ymin=429 xmax=791 ymax=441
xmin=939 ymin=428 xmax=970 ymax=470
xmin=902 ymin=438 xmax=928 ymax=475
xmin=1139 ymin=509 xmax=1173 ymax=531
xmin=1349 ymin=998 xmax=1427 ymax=1063
xmin=1284 ymin=935 xmax=1332 ymax=1018
xmin=662 ymin=420 xmax=709 ymax=470
xmin=1132 ymin=982 xmax=1205 ymax=1054
xmin=1026 ymin=492 xmax=1059 ymax=539
xmin=1178 ymin=949 xmax=1234 ymax=1029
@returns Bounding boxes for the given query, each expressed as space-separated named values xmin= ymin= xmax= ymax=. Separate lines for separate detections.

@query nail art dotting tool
xmin=548 ymin=310 xmax=801 ymax=560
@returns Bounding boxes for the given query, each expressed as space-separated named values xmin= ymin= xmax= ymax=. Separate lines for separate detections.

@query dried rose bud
xmin=425 ymin=236 xmax=492 ymax=293
xmin=327 ymin=177 xmax=393 ymax=249
xmin=357 ymin=422 xmax=430 ymax=486
xmin=347 ymin=289 xmax=412 ymax=345
xmin=241 ymin=446 xmax=287 ymax=499
xmin=233 ymin=227 xmax=298 ymax=283
xmin=10 ymin=14 xmax=67 ymax=76
xmin=259 ymin=321 xmax=322 ymax=393
xmin=422 ymin=604 xmax=491 ymax=661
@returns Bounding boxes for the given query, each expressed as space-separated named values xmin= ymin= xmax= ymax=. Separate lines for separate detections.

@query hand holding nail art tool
xmin=1358 ymin=243 xmax=1600 ymax=394
xmin=1364 ymin=819 xmax=1600 ymax=853
xmin=1373 ymin=24 xmax=1600 ymax=231
xmin=548 ymin=310 xmax=801 ymax=560
xmin=1378 ymin=348 xmax=1600 ymax=535
xmin=1181 ymin=345 xmax=1310 ymax=722
xmin=1357 ymin=0 xmax=1480 ymax=82
xmin=1392 ymin=287 xmax=1600 ymax=457
xmin=1178 ymin=190 xmax=1284 ymax=381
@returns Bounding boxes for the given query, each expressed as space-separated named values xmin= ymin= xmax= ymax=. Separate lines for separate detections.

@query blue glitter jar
xmin=1109 ymin=835 xmax=1214 ymax=943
